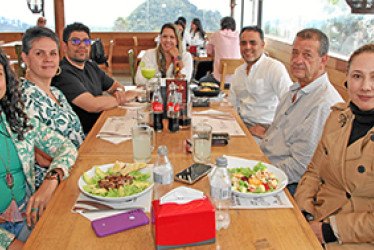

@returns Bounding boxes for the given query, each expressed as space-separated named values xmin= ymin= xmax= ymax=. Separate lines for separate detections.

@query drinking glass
xmin=141 ymin=65 xmax=156 ymax=102
xmin=131 ymin=124 xmax=155 ymax=163
xmin=192 ymin=123 xmax=212 ymax=163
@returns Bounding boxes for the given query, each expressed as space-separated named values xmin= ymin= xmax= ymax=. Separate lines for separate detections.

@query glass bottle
xmin=152 ymin=82 xmax=163 ymax=132
xmin=167 ymin=82 xmax=180 ymax=133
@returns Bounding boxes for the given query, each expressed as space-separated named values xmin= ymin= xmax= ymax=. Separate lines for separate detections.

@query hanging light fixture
xmin=27 ymin=0 xmax=44 ymax=14
xmin=345 ymin=0 xmax=374 ymax=14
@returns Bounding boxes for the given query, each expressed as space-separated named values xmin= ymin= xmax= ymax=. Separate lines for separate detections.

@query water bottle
xmin=210 ymin=157 xmax=231 ymax=230
xmin=153 ymin=145 xmax=174 ymax=200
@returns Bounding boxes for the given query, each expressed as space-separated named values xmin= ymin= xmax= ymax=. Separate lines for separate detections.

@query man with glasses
xmin=52 ymin=22 xmax=139 ymax=133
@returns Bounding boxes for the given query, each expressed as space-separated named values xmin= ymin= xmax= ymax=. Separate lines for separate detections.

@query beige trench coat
xmin=295 ymin=103 xmax=374 ymax=249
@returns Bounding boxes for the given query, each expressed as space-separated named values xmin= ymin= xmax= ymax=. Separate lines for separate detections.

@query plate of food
xmin=228 ymin=160 xmax=288 ymax=197
xmin=193 ymin=86 xmax=220 ymax=97
xmin=78 ymin=161 xmax=153 ymax=202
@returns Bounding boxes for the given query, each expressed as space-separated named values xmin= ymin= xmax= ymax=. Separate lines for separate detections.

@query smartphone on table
xmin=91 ymin=208 xmax=149 ymax=237
xmin=174 ymin=163 xmax=212 ymax=184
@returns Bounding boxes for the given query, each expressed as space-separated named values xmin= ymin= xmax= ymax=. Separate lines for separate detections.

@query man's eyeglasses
xmin=69 ymin=38 xmax=91 ymax=46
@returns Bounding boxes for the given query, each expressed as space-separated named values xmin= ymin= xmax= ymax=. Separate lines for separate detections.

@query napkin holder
xmin=151 ymin=194 xmax=215 ymax=249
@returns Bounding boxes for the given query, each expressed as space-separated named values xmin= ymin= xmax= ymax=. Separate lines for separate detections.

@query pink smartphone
xmin=91 ymin=209 xmax=149 ymax=237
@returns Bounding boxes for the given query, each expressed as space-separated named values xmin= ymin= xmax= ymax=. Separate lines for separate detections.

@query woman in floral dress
xmin=20 ymin=26 xmax=84 ymax=187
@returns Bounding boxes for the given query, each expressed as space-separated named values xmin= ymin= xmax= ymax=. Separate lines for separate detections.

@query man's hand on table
xmin=248 ymin=124 xmax=267 ymax=139
xmin=113 ymin=90 xmax=140 ymax=105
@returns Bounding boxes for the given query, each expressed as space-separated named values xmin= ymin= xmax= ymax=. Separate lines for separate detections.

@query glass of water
xmin=131 ymin=124 xmax=155 ymax=163
xmin=192 ymin=123 xmax=212 ymax=163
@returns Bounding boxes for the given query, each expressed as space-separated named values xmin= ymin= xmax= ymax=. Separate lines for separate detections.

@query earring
xmin=55 ymin=67 xmax=62 ymax=76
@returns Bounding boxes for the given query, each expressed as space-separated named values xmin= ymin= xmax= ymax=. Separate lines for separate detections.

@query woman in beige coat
xmin=294 ymin=44 xmax=374 ymax=249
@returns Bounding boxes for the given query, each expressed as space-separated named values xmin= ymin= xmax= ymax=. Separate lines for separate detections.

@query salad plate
xmin=227 ymin=159 xmax=288 ymax=198
xmin=78 ymin=163 xmax=153 ymax=202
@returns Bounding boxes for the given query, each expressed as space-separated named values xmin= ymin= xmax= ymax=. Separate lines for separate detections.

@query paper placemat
xmin=96 ymin=115 xmax=137 ymax=144
xmin=192 ymin=115 xmax=245 ymax=136
xmin=72 ymin=190 xmax=153 ymax=221
xmin=230 ymin=191 xmax=293 ymax=209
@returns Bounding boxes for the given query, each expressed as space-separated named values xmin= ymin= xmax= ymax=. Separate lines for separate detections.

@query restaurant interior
xmin=0 ymin=0 xmax=373 ymax=249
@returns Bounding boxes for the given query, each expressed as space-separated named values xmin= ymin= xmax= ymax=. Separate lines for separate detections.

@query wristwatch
xmin=45 ymin=169 xmax=61 ymax=185
xmin=110 ymin=88 xmax=124 ymax=95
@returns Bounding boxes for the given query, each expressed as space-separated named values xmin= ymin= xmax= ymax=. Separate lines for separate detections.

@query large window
xmin=262 ymin=0 xmax=374 ymax=57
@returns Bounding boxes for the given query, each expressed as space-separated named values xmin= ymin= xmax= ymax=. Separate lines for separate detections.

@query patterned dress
xmin=20 ymin=79 xmax=84 ymax=187
xmin=0 ymin=113 xmax=77 ymax=249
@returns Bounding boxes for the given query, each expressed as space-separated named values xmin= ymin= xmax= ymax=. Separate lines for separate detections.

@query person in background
xmin=36 ymin=17 xmax=46 ymax=27
xmin=229 ymin=26 xmax=292 ymax=143
xmin=136 ymin=23 xmax=193 ymax=85
xmin=294 ymin=44 xmax=374 ymax=248
xmin=52 ymin=22 xmax=139 ymax=134
xmin=0 ymin=48 xmax=77 ymax=249
xmin=20 ymin=26 xmax=84 ymax=188
xmin=177 ymin=16 xmax=191 ymax=49
xmin=198 ymin=16 xmax=241 ymax=84
xmin=190 ymin=18 xmax=206 ymax=48
xmin=259 ymin=28 xmax=343 ymax=195
xmin=174 ymin=20 xmax=187 ymax=52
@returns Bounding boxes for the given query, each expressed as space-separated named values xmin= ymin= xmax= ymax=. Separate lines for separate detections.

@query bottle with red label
xmin=167 ymin=82 xmax=180 ymax=133
xmin=152 ymin=84 xmax=164 ymax=132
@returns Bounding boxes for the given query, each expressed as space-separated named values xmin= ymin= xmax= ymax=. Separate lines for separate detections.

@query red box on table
xmin=151 ymin=196 xmax=216 ymax=249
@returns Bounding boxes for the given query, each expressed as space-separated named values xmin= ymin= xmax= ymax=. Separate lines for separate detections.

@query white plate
xmin=78 ymin=163 xmax=154 ymax=202
xmin=227 ymin=158 xmax=288 ymax=198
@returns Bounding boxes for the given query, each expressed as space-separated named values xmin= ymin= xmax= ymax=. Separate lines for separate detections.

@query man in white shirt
xmin=259 ymin=28 xmax=343 ymax=195
xmin=229 ymin=26 xmax=292 ymax=142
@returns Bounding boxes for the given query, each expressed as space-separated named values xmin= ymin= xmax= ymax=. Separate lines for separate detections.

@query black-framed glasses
xmin=69 ymin=38 xmax=91 ymax=46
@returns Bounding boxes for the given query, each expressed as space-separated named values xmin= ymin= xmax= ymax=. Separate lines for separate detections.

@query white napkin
xmin=192 ymin=109 xmax=230 ymax=116
xmin=160 ymin=187 xmax=204 ymax=205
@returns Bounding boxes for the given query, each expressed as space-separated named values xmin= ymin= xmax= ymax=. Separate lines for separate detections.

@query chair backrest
xmin=218 ymin=58 xmax=244 ymax=90
xmin=128 ymin=49 xmax=136 ymax=85
xmin=106 ymin=40 xmax=114 ymax=77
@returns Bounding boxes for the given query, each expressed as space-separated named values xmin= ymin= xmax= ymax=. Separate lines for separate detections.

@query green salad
xmin=82 ymin=162 xmax=152 ymax=198
xmin=229 ymin=162 xmax=278 ymax=193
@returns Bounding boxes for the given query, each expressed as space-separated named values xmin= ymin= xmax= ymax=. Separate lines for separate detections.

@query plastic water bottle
xmin=210 ymin=157 xmax=231 ymax=230
xmin=153 ymin=145 xmax=174 ymax=200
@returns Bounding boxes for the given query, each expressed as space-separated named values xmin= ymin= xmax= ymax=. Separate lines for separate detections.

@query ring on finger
xmin=31 ymin=208 xmax=39 ymax=212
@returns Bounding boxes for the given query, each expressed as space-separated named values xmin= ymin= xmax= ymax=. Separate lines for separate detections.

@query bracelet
xmin=45 ymin=169 xmax=61 ymax=185
xmin=173 ymin=56 xmax=181 ymax=61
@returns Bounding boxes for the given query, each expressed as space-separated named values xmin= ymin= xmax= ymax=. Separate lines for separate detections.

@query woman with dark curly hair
xmin=0 ymin=48 xmax=77 ymax=249
xmin=190 ymin=18 xmax=206 ymax=48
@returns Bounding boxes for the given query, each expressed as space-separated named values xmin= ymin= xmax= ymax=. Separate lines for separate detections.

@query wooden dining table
xmin=24 ymin=102 xmax=322 ymax=250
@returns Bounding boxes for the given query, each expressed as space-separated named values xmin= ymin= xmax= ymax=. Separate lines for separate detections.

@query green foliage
xmin=116 ymin=0 xmax=222 ymax=32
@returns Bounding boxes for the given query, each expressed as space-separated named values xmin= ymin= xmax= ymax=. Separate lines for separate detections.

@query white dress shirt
xmin=136 ymin=48 xmax=193 ymax=85
xmin=260 ymin=73 xmax=344 ymax=184
xmin=228 ymin=54 xmax=292 ymax=125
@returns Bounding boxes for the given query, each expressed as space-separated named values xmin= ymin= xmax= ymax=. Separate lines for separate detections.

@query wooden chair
xmin=218 ymin=58 xmax=244 ymax=90
xmin=128 ymin=49 xmax=136 ymax=85
xmin=97 ymin=40 xmax=114 ymax=77
xmin=106 ymin=40 xmax=114 ymax=77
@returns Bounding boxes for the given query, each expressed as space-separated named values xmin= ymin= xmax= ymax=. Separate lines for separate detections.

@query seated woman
xmin=0 ymin=48 xmax=77 ymax=249
xmin=136 ymin=23 xmax=193 ymax=85
xmin=20 ymin=26 xmax=84 ymax=188
xmin=190 ymin=18 xmax=206 ymax=48
xmin=174 ymin=19 xmax=187 ymax=52
xmin=294 ymin=44 xmax=374 ymax=248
